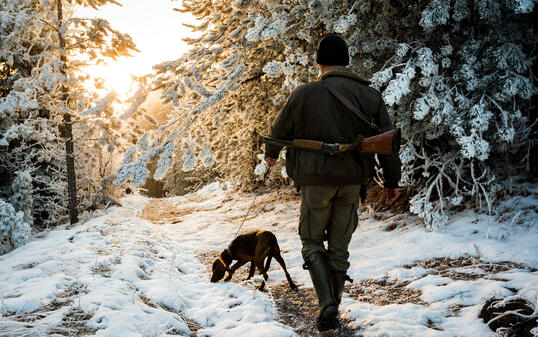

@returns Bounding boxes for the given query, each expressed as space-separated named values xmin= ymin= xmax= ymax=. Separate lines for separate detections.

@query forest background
xmin=0 ymin=0 xmax=536 ymax=253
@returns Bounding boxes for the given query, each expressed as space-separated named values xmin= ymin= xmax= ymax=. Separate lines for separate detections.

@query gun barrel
xmin=263 ymin=136 xmax=293 ymax=147
xmin=293 ymin=139 xmax=324 ymax=151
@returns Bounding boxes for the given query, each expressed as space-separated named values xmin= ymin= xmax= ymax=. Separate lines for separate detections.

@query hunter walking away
xmin=265 ymin=34 xmax=402 ymax=334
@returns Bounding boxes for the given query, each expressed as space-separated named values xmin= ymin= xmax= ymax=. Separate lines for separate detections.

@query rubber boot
xmin=304 ymin=252 xmax=338 ymax=331
xmin=331 ymin=271 xmax=349 ymax=305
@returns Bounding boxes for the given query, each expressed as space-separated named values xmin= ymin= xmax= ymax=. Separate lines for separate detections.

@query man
xmin=265 ymin=34 xmax=401 ymax=333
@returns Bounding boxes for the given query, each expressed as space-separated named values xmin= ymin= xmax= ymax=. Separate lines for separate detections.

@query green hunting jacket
xmin=265 ymin=67 xmax=401 ymax=188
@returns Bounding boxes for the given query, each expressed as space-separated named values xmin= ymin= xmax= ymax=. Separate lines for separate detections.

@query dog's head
xmin=210 ymin=249 xmax=231 ymax=282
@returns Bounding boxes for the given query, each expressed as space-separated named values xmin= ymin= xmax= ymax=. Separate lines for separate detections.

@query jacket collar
xmin=318 ymin=66 xmax=371 ymax=85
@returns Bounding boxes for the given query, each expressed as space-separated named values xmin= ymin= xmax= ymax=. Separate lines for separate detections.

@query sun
xmin=84 ymin=57 xmax=142 ymax=97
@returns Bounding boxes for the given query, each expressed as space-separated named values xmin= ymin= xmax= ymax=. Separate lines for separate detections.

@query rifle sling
xmin=323 ymin=81 xmax=381 ymax=134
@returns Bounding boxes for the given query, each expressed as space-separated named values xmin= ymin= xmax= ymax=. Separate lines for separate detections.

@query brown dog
xmin=210 ymin=230 xmax=297 ymax=291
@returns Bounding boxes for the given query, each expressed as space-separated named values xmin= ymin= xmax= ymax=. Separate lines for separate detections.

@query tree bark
xmin=57 ymin=0 xmax=78 ymax=224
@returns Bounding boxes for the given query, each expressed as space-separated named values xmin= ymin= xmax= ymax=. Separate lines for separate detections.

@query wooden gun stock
xmin=358 ymin=129 xmax=401 ymax=154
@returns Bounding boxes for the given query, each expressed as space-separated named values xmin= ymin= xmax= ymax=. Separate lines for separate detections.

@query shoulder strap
xmin=323 ymin=81 xmax=381 ymax=134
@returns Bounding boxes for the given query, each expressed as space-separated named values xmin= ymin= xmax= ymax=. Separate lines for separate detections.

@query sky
xmin=77 ymin=0 xmax=197 ymax=96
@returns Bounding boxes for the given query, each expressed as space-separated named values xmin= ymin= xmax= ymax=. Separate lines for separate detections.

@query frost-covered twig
xmin=509 ymin=211 xmax=523 ymax=227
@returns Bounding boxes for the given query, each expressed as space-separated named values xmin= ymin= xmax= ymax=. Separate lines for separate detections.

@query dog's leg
xmin=224 ymin=260 xmax=247 ymax=281
xmin=254 ymin=256 xmax=267 ymax=291
xmin=255 ymin=257 xmax=269 ymax=281
xmin=245 ymin=261 xmax=255 ymax=280
xmin=274 ymin=251 xmax=298 ymax=290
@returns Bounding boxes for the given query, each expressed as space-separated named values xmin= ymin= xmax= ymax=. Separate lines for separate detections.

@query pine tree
xmin=1 ymin=0 xmax=137 ymax=239
xmin=1 ymin=0 xmax=67 ymax=229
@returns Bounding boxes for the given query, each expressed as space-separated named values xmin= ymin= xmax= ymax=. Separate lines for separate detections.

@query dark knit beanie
xmin=316 ymin=34 xmax=349 ymax=66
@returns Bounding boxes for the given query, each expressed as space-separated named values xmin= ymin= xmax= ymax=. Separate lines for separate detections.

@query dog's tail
xmin=263 ymin=244 xmax=276 ymax=274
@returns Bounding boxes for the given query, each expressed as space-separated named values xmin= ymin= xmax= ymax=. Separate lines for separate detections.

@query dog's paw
xmin=292 ymin=287 xmax=303 ymax=295
xmin=256 ymin=281 xmax=266 ymax=291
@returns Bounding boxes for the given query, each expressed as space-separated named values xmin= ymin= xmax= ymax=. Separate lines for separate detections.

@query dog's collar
xmin=218 ymin=257 xmax=230 ymax=271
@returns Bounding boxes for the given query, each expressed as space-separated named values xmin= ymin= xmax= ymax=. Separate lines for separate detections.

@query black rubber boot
xmin=304 ymin=252 xmax=338 ymax=331
xmin=331 ymin=271 xmax=353 ymax=305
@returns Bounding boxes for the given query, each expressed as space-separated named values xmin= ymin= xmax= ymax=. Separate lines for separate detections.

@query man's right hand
xmin=265 ymin=157 xmax=277 ymax=167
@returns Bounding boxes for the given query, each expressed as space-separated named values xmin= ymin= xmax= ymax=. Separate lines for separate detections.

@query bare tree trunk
xmin=57 ymin=0 xmax=78 ymax=224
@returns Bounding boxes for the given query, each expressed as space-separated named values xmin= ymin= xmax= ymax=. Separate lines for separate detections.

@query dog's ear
xmin=212 ymin=259 xmax=220 ymax=272
xmin=211 ymin=259 xmax=216 ymax=271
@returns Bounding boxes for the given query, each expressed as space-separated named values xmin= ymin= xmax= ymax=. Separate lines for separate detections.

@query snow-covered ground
xmin=0 ymin=182 xmax=537 ymax=336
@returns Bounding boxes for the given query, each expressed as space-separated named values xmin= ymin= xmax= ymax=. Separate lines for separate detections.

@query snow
xmin=344 ymin=302 xmax=447 ymax=337
xmin=420 ymin=0 xmax=450 ymax=31
xmin=333 ymin=14 xmax=357 ymax=34
xmin=382 ymin=65 xmax=416 ymax=106
xmin=263 ymin=61 xmax=285 ymax=78
xmin=1 ymin=185 xmax=537 ymax=336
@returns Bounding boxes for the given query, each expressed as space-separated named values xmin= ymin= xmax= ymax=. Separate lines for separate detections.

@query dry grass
xmin=271 ymin=283 xmax=360 ymax=337
xmin=139 ymin=294 xmax=157 ymax=308
xmin=1 ymin=283 xmax=93 ymax=337
xmin=91 ymin=262 xmax=112 ymax=278
xmin=404 ymin=254 xmax=536 ymax=281
xmin=59 ymin=307 xmax=98 ymax=337
xmin=141 ymin=199 xmax=187 ymax=224
xmin=138 ymin=293 xmax=201 ymax=336
xmin=137 ymin=240 xmax=159 ymax=255
xmin=0 ymin=320 xmax=73 ymax=337
xmin=141 ymin=198 xmax=223 ymax=224
xmin=3 ymin=284 xmax=87 ymax=320
xmin=196 ymin=250 xmax=221 ymax=268
xmin=153 ymin=300 xmax=201 ymax=336
xmin=347 ymin=278 xmax=426 ymax=306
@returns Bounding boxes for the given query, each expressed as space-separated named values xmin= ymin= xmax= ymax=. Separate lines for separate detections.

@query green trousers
xmin=299 ymin=184 xmax=361 ymax=272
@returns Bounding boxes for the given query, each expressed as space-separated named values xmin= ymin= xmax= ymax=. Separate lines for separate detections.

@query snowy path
xmin=1 ymin=183 xmax=537 ymax=336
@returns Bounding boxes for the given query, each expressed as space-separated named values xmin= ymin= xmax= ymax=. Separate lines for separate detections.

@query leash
xmin=230 ymin=166 xmax=272 ymax=240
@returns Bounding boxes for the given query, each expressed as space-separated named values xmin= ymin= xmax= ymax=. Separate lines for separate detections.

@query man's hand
xmin=265 ymin=157 xmax=278 ymax=167
xmin=383 ymin=187 xmax=401 ymax=206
